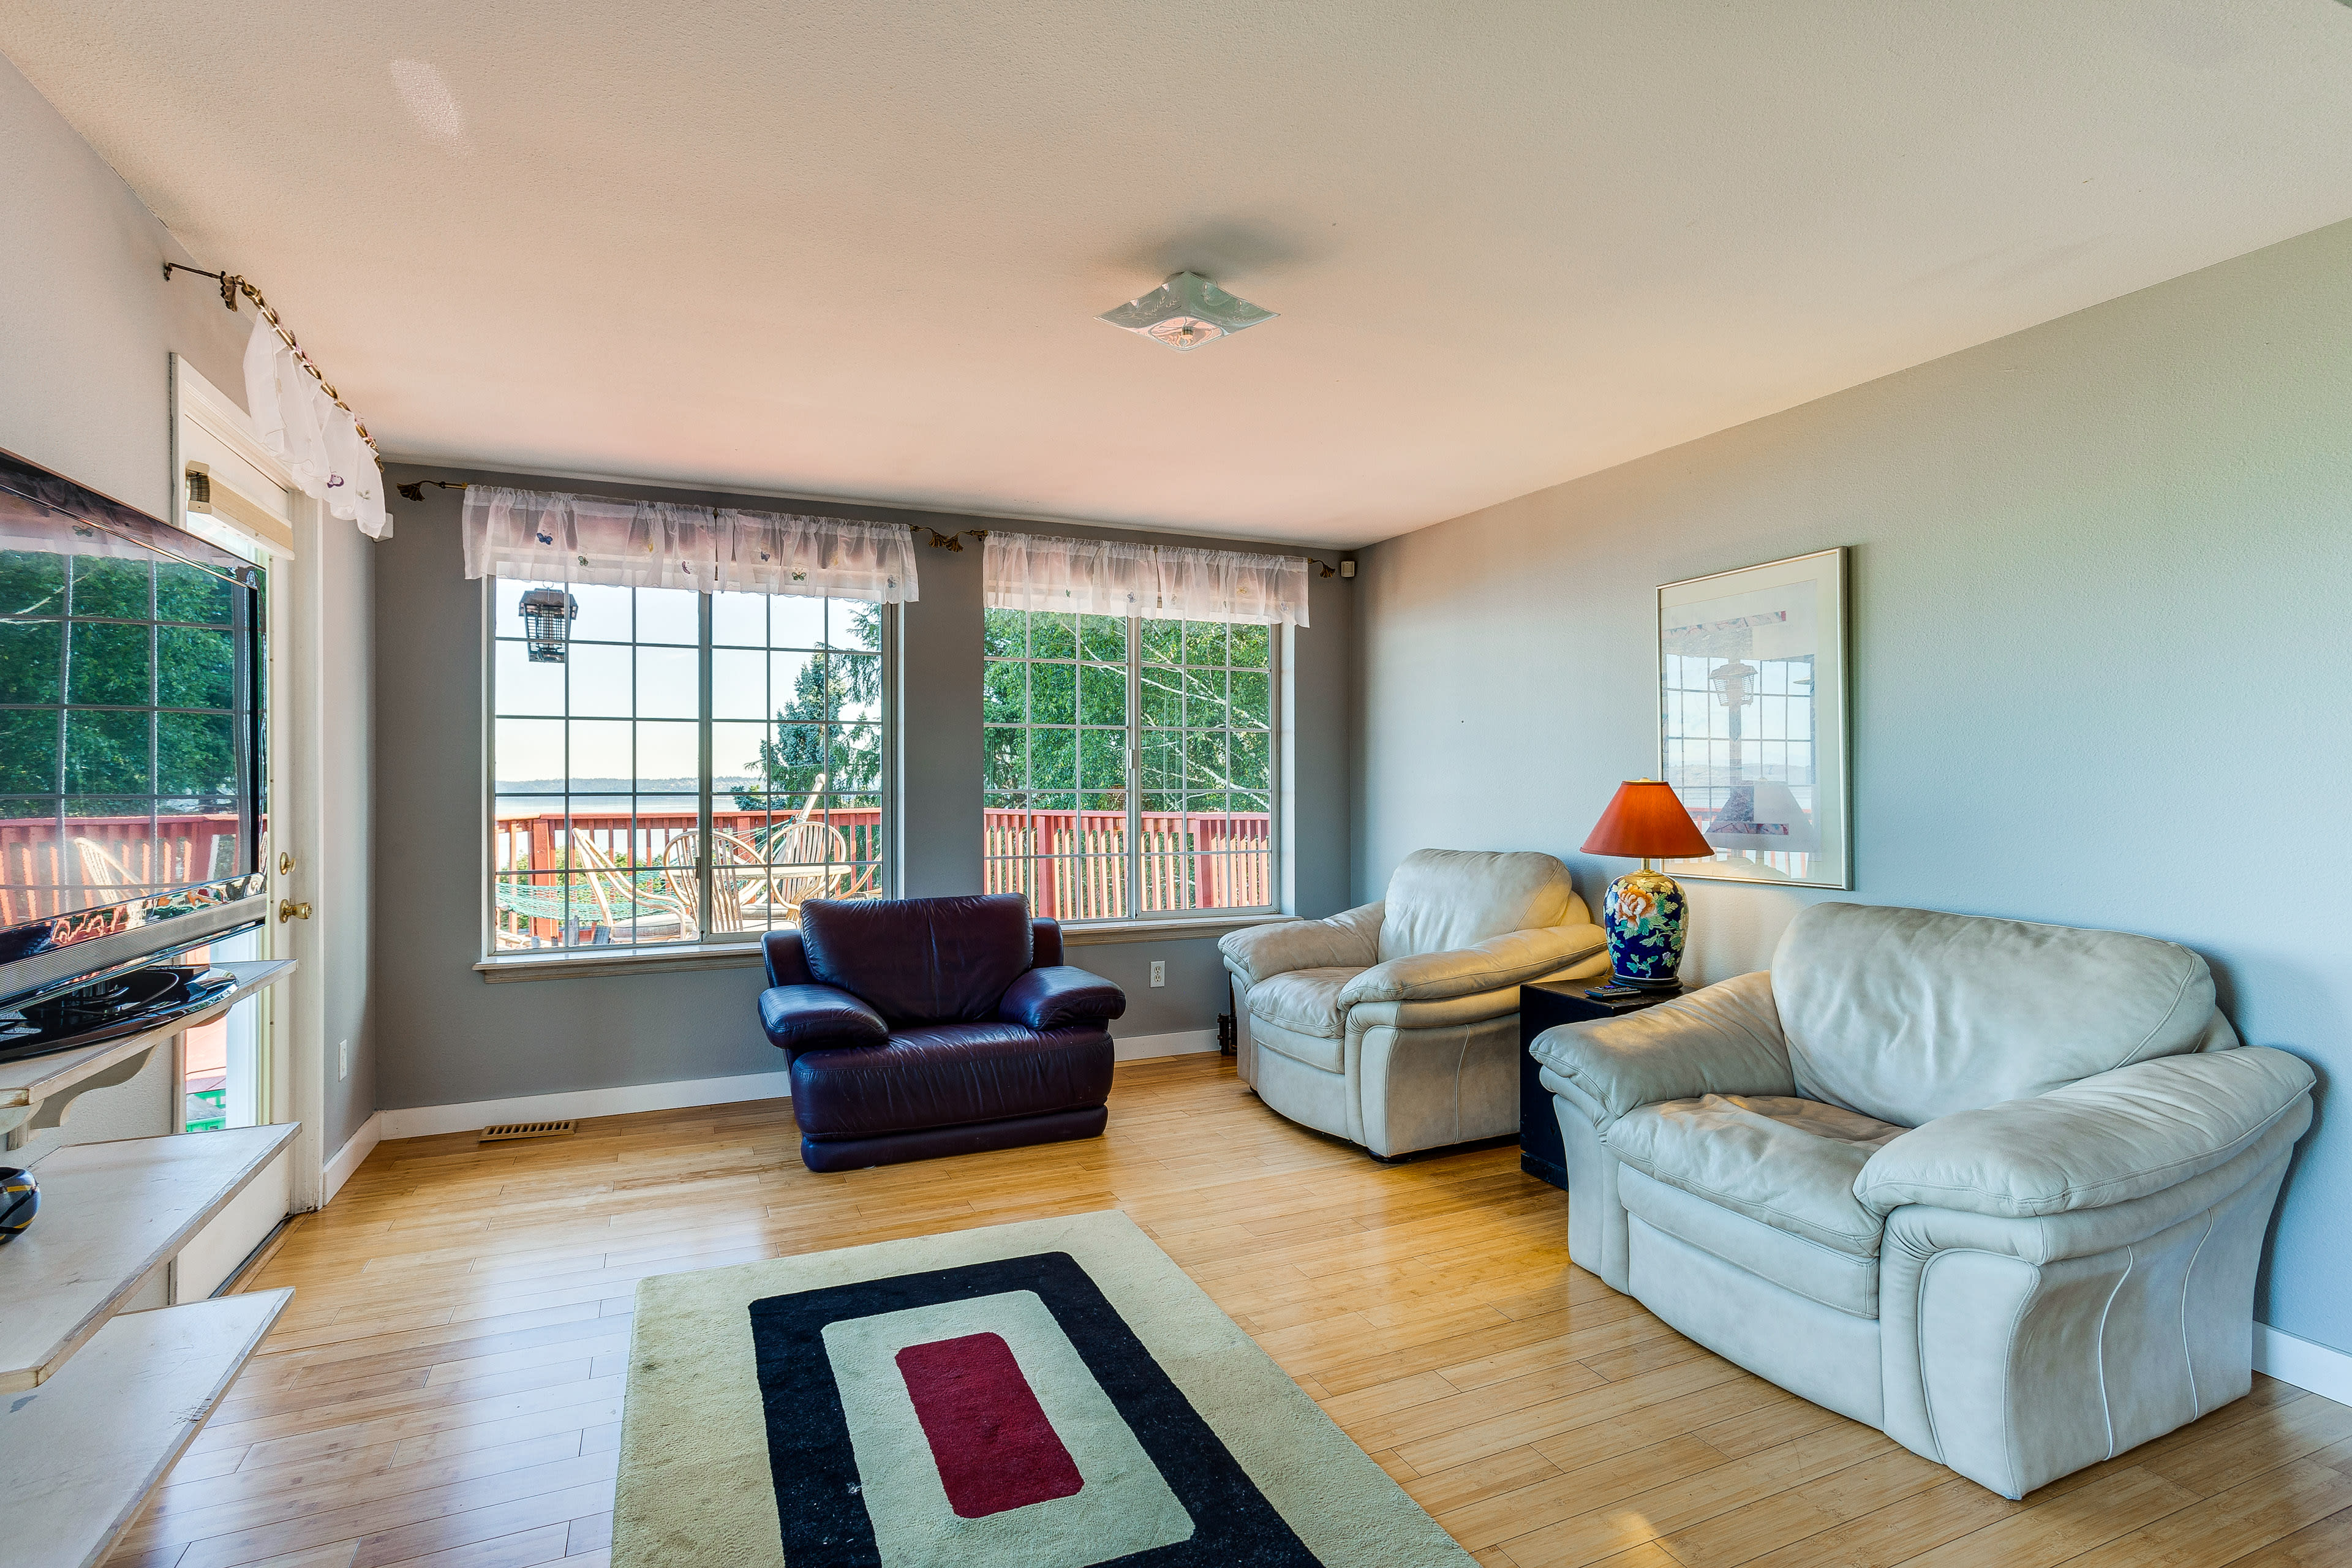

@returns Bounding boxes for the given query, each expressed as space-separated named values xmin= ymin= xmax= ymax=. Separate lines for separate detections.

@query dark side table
xmin=1518 ymin=979 xmax=1683 ymax=1189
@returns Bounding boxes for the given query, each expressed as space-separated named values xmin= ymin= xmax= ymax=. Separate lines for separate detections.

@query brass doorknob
xmin=278 ymin=899 xmax=312 ymax=922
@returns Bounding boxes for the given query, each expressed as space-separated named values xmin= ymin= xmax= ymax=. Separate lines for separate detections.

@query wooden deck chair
xmin=657 ymin=829 xmax=769 ymax=937
xmin=570 ymin=837 xmax=691 ymax=942
xmin=764 ymin=816 xmax=851 ymax=922
xmin=74 ymin=837 xmax=137 ymax=904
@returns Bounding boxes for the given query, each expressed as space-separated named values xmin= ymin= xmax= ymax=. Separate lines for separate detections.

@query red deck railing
xmin=981 ymin=810 xmax=1270 ymax=921
xmin=491 ymin=809 xmax=884 ymax=883
xmin=0 ymin=813 xmax=243 ymax=927
xmin=491 ymin=808 xmax=882 ymax=945
xmin=490 ymin=807 xmax=1270 ymax=943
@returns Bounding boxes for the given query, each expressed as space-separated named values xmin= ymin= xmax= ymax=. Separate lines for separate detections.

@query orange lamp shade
xmin=1581 ymin=780 xmax=1714 ymax=860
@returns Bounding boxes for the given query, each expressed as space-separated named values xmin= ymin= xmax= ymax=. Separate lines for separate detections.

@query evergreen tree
xmin=733 ymin=603 xmax=882 ymax=810
xmin=0 ymin=550 xmax=245 ymax=807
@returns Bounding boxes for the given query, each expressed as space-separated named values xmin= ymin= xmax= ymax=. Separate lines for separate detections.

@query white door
xmin=168 ymin=357 xmax=313 ymax=1290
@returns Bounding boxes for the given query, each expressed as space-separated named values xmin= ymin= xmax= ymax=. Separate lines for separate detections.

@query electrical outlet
xmin=338 ymin=1039 xmax=350 ymax=1080
xmin=1150 ymin=960 xmax=1166 ymax=987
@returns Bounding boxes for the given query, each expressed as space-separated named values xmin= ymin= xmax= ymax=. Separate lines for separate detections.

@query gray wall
xmin=1354 ymin=218 xmax=2352 ymax=1355
xmin=313 ymin=513 xmax=376 ymax=1152
xmin=1 ymin=54 xmax=272 ymax=1155
xmin=372 ymin=464 xmax=1352 ymax=1112
xmin=6 ymin=51 xmax=379 ymax=1166
xmin=0 ymin=55 xmax=245 ymax=520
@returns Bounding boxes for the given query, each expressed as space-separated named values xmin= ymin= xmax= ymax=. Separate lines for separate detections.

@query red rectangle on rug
xmin=895 ymin=1330 xmax=1085 ymax=1518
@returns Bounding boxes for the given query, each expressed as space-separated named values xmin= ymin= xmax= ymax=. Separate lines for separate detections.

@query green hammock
xmin=494 ymin=873 xmax=673 ymax=927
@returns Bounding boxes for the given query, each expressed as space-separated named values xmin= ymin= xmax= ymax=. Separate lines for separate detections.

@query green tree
xmin=0 ymin=551 xmax=246 ymax=807
xmin=982 ymin=610 xmax=1272 ymax=816
xmin=733 ymin=602 xmax=882 ymax=809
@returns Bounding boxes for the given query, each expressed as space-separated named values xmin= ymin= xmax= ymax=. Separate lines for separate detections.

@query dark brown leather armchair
xmin=760 ymin=894 xmax=1125 ymax=1171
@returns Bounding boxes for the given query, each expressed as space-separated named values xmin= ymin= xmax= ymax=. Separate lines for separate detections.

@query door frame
xmin=172 ymin=354 xmax=328 ymax=1212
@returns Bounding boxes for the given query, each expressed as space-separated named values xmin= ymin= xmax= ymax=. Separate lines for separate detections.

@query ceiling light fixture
xmin=1098 ymin=271 xmax=1276 ymax=352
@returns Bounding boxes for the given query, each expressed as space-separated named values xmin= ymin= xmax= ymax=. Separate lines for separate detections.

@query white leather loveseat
xmin=1534 ymin=902 xmax=2315 ymax=1499
xmin=1220 ymin=849 xmax=1608 ymax=1158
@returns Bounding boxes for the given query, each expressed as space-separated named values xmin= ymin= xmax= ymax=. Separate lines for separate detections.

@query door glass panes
xmin=986 ymin=609 xmax=1273 ymax=922
xmin=489 ymin=584 xmax=888 ymax=951
xmin=179 ymin=926 xmax=261 ymax=1133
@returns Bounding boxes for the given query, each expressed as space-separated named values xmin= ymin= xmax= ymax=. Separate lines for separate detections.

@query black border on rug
xmin=747 ymin=1250 xmax=1322 ymax=1566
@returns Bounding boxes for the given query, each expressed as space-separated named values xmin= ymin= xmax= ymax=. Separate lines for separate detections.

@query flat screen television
xmin=0 ymin=445 xmax=268 ymax=1017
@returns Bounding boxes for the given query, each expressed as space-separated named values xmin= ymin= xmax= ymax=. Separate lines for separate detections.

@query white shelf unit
xmin=0 ymin=959 xmax=297 ymax=1150
xmin=0 ymin=959 xmax=305 ymax=1567
xmin=0 ymin=1289 xmax=292 ymax=1568
xmin=0 ymin=1121 xmax=300 ymax=1392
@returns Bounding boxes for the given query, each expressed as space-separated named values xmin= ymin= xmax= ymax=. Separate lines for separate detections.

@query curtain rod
xmin=409 ymin=478 xmax=1343 ymax=574
xmin=162 ymin=263 xmax=378 ymax=454
xmin=404 ymin=477 xmax=989 ymax=551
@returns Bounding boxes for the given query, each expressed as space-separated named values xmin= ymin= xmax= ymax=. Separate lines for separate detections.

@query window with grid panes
xmin=490 ymin=582 xmax=886 ymax=951
xmin=0 ymin=546 xmax=260 ymax=924
xmin=982 ymin=609 xmax=1275 ymax=922
xmin=1660 ymin=647 xmax=1815 ymax=878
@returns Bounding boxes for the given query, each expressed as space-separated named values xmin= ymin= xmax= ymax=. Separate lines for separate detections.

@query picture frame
xmin=1655 ymin=546 xmax=1851 ymax=889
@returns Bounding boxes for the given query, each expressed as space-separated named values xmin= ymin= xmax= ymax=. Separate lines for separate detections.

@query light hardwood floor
xmin=109 ymin=1054 xmax=2352 ymax=1568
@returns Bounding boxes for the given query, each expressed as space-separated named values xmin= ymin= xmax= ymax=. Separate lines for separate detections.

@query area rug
xmin=614 ymin=1208 xmax=1474 ymax=1567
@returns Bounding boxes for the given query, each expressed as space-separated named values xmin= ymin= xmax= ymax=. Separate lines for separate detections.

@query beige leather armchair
xmin=1220 ymin=849 xmax=1607 ymax=1158
xmin=1536 ymin=903 xmax=2315 ymax=1499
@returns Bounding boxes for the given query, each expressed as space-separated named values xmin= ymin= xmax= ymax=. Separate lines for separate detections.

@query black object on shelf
xmin=1517 ymin=978 xmax=1683 ymax=1191
xmin=0 ymin=1165 xmax=35 ymax=1242
xmin=0 ymin=965 xmax=239 ymax=1066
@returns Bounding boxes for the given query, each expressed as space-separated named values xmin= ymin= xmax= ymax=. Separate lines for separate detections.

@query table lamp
xmin=1581 ymin=779 xmax=1714 ymax=990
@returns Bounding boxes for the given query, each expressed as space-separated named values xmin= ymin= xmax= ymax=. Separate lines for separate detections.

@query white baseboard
xmin=2256 ymin=1324 xmax=2352 ymax=1405
xmin=374 ymin=1032 xmax=1218 ymax=1143
xmin=378 ymin=1069 xmax=797 ymax=1141
xmin=1114 ymin=1028 xmax=1219 ymax=1062
xmin=323 ymin=1110 xmax=383 ymax=1205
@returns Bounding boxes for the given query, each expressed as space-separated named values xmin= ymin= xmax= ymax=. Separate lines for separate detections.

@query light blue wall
xmin=1354 ymin=218 xmax=2352 ymax=1353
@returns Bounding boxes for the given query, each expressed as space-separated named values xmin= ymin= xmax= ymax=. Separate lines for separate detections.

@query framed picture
xmin=1656 ymin=547 xmax=1850 ymax=889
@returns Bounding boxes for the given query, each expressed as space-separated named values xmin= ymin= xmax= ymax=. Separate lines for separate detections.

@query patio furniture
xmin=656 ymin=828 xmax=774 ymax=938
xmin=656 ymin=821 xmax=855 ymax=937
xmin=492 ymin=837 xmax=690 ymax=945
xmin=74 ymin=839 xmax=132 ymax=897
xmin=761 ymin=817 xmax=852 ymax=920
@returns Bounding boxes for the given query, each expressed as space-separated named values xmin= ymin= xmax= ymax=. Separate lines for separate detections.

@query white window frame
xmin=477 ymin=585 xmax=899 ymax=968
xmin=983 ymin=610 xmax=1283 ymax=927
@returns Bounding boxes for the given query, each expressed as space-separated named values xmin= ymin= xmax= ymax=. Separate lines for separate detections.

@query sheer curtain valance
xmin=983 ymin=530 xmax=1309 ymax=626
xmin=460 ymin=485 xmax=919 ymax=601
xmin=241 ymin=314 xmax=390 ymax=539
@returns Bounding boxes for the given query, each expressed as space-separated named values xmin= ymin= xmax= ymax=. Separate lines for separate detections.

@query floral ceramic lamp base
xmin=1600 ymin=868 xmax=1690 ymax=990
xmin=1582 ymin=778 xmax=1713 ymax=992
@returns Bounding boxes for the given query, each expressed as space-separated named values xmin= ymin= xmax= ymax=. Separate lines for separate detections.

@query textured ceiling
xmin=9 ymin=2 xmax=2352 ymax=545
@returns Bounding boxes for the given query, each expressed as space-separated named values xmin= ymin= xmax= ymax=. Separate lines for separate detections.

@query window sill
xmin=475 ymin=942 xmax=766 ymax=984
xmin=474 ymin=913 xmax=1291 ymax=981
xmin=1058 ymin=914 xmax=1291 ymax=947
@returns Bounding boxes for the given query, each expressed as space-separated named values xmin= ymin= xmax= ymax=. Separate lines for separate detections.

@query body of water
xmin=496 ymin=778 xmax=767 ymax=819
